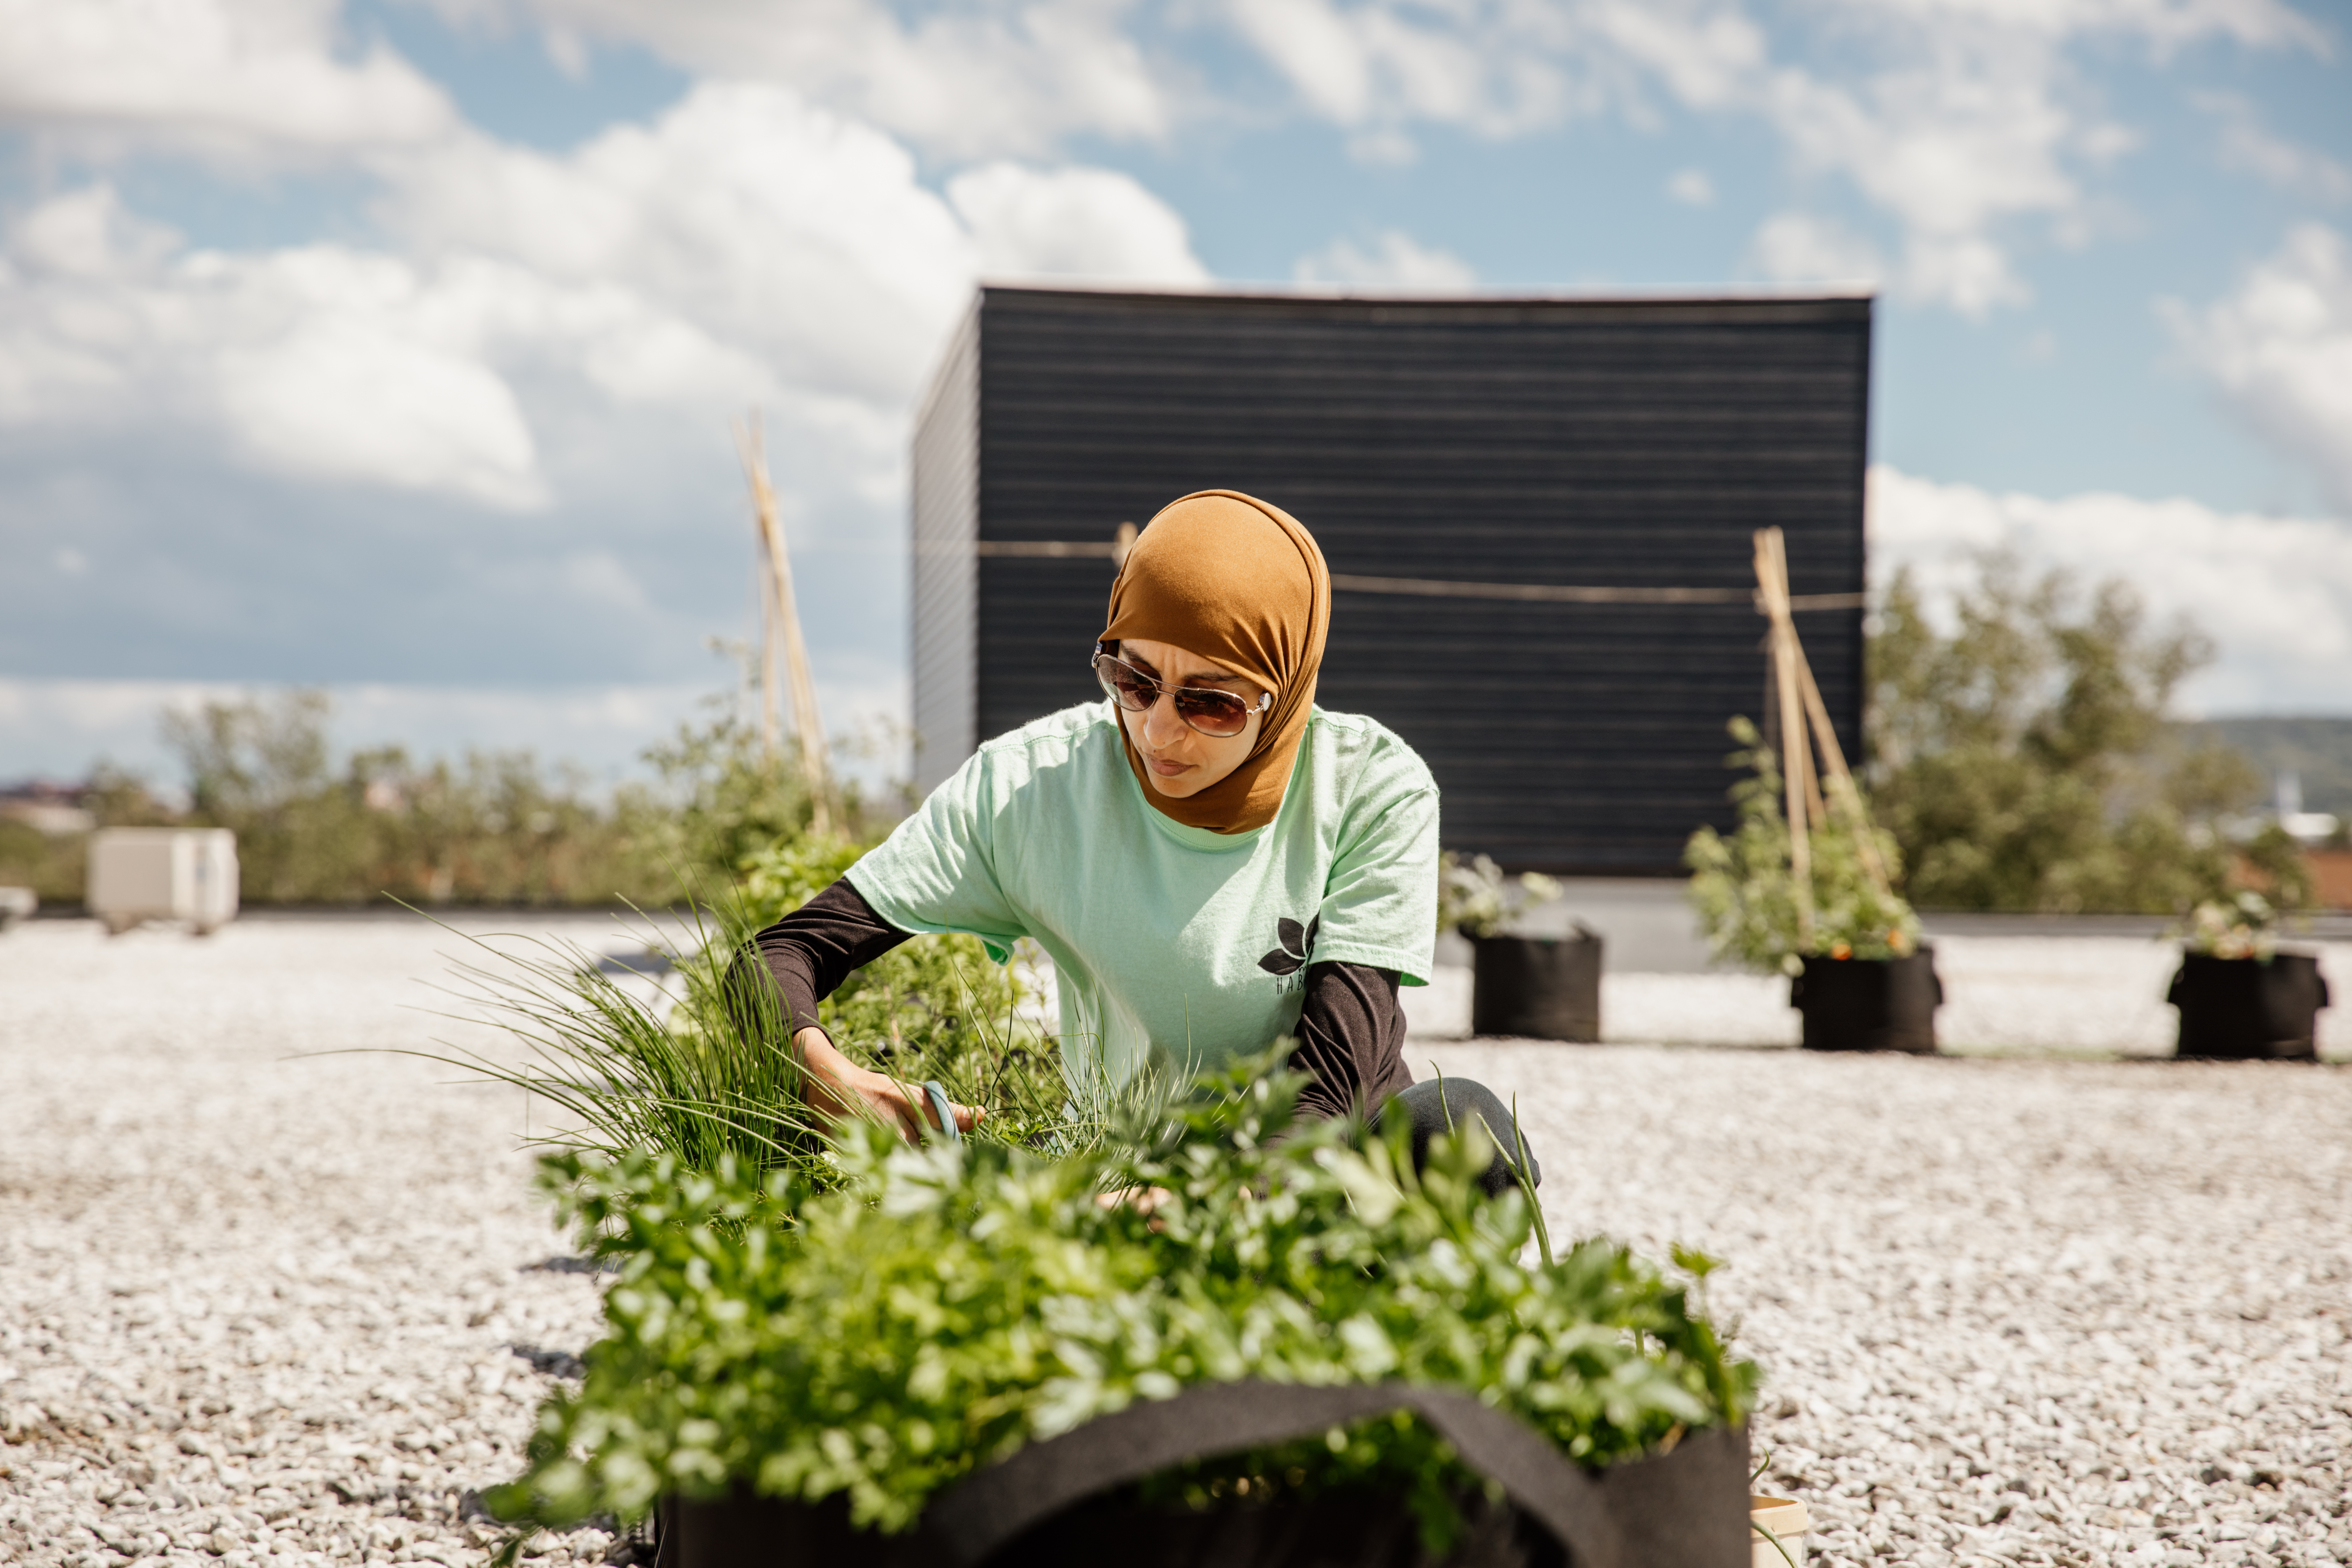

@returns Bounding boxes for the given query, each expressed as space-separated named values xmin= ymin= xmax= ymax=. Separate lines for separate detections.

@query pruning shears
xmin=920 ymin=1080 xmax=962 ymax=1145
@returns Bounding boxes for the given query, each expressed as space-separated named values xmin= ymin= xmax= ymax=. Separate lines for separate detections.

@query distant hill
xmin=2187 ymin=716 xmax=2352 ymax=816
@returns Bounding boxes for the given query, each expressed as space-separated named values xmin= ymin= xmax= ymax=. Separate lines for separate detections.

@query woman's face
xmin=1113 ymin=637 xmax=1270 ymax=799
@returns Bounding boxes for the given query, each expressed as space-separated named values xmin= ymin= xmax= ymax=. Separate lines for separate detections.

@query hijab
xmin=1100 ymin=489 xmax=1330 ymax=834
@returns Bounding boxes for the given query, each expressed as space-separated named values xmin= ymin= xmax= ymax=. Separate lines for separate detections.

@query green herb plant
xmin=2178 ymin=890 xmax=2284 ymax=961
xmin=488 ymin=1053 xmax=1758 ymax=1555
xmin=1685 ymin=717 xmax=1921 ymax=974
xmin=1437 ymin=852 xmax=1564 ymax=939
xmin=399 ymin=854 xmax=1093 ymax=1186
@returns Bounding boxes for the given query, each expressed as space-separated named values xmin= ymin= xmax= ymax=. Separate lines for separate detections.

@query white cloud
xmin=946 ymin=164 xmax=1209 ymax=282
xmin=0 ymin=84 xmax=1209 ymax=513
xmin=0 ymin=189 xmax=758 ymax=510
xmin=0 ymin=0 xmax=456 ymax=160
xmin=2164 ymin=223 xmax=2352 ymax=515
xmin=1855 ymin=0 xmax=2323 ymax=54
xmin=1868 ymin=464 xmax=2352 ymax=714
xmin=210 ymin=271 xmax=547 ymax=510
xmin=1747 ymin=213 xmax=1883 ymax=285
xmin=374 ymin=84 xmax=978 ymax=408
xmin=2195 ymin=92 xmax=2352 ymax=203
xmin=1667 ymin=167 xmax=1716 ymax=206
xmin=449 ymin=0 xmax=1176 ymax=161
xmin=1207 ymin=0 xmax=2323 ymax=317
xmin=1293 ymin=230 xmax=1478 ymax=290
xmin=1220 ymin=0 xmax=1582 ymax=148
xmin=5 ymin=183 xmax=181 ymax=278
xmin=1898 ymin=233 xmax=2031 ymax=316
xmin=1748 ymin=32 xmax=2089 ymax=315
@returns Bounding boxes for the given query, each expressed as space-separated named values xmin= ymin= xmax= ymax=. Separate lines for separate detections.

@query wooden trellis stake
xmin=1751 ymin=528 xmax=1892 ymax=938
xmin=736 ymin=412 xmax=833 ymax=839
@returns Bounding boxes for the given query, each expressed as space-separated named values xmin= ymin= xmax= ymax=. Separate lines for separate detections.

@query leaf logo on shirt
xmin=1257 ymin=914 xmax=1321 ymax=977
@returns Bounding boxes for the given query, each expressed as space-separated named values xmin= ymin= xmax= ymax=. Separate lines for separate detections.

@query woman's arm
xmin=742 ymin=878 xmax=981 ymax=1139
xmin=1287 ymin=961 xmax=1415 ymax=1121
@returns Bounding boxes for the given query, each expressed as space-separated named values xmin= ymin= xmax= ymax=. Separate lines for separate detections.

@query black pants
xmin=1377 ymin=1078 xmax=1541 ymax=1198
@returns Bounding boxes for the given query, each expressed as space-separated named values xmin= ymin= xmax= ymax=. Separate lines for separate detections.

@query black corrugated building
xmin=911 ymin=286 xmax=1871 ymax=874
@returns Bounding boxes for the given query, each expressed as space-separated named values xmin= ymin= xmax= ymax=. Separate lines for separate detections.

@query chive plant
xmin=393 ymin=875 xmax=1109 ymax=1188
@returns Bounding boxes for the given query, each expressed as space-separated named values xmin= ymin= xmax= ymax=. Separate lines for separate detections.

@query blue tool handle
xmin=922 ymin=1080 xmax=962 ymax=1144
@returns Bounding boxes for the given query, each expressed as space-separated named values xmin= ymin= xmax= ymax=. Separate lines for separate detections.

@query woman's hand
xmin=1095 ymin=1185 xmax=1174 ymax=1231
xmin=792 ymin=1027 xmax=982 ymax=1143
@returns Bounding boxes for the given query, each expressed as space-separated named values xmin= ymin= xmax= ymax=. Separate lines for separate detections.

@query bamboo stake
xmin=1752 ymin=527 xmax=1893 ymax=900
xmin=735 ymin=413 xmax=832 ymax=839
xmin=755 ymin=543 xmax=781 ymax=758
xmin=1763 ymin=531 xmax=1828 ymax=829
xmin=1794 ymin=648 xmax=1892 ymax=894
xmin=1754 ymin=530 xmax=1813 ymax=945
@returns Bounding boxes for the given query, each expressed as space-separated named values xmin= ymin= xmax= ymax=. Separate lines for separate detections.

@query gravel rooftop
xmin=2 ymin=916 xmax=2347 ymax=1568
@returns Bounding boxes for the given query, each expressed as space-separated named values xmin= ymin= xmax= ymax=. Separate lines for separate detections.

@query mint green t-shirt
xmin=846 ymin=701 xmax=1440 ymax=1097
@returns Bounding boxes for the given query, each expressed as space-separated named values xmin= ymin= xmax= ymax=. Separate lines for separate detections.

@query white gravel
xmin=0 ymin=916 xmax=636 ymax=1568
xmin=5 ymin=916 xmax=2349 ymax=1568
xmin=1424 ymin=1041 xmax=2352 ymax=1568
xmin=1406 ymin=940 xmax=2352 ymax=1058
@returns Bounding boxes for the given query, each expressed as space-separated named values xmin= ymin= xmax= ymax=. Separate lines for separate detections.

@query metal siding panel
xmin=910 ymin=303 xmax=980 ymax=795
xmin=965 ymin=289 xmax=1870 ymax=872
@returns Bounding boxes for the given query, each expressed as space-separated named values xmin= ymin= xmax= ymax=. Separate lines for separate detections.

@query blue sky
xmin=2 ymin=0 xmax=2349 ymax=786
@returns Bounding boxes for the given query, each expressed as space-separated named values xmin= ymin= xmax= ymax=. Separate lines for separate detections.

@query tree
xmin=163 ymin=690 xmax=373 ymax=902
xmin=1866 ymin=557 xmax=2303 ymax=913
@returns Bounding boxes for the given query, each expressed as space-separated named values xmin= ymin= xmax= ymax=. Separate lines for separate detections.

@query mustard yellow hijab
xmin=1100 ymin=489 xmax=1331 ymax=834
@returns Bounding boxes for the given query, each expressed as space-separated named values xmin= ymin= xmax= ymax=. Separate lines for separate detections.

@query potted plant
xmin=1440 ymin=852 xmax=1601 ymax=1042
xmin=2167 ymin=892 xmax=2332 ymax=1060
xmin=1685 ymin=717 xmax=1936 ymax=1053
xmin=1685 ymin=529 xmax=1939 ymax=1054
xmin=479 ymin=1050 xmax=1762 ymax=1568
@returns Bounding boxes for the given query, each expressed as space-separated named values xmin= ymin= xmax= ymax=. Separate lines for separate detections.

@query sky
xmin=2 ymin=0 xmax=2349 ymax=789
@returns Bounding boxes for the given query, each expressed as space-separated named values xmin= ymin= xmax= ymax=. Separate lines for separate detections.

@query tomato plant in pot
xmin=2167 ymin=893 xmax=2332 ymax=1060
xmin=482 ymin=1053 xmax=1763 ymax=1568
xmin=1685 ymin=530 xmax=1938 ymax=1054
xmin=1441 ymin=853 xmax=1601 ymax=1042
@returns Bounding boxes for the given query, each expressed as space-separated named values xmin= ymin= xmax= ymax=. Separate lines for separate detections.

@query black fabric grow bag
xmin=2168 ymin=951 xmax=2331 ymax=1060
xmin=651 ymin=1380 xmax=1749 ymax=1568
xmin=1789 ymin=949 xmax=1941 ymax=1053
xmin=1471 ymin=933 xmax=1603 ymax=1042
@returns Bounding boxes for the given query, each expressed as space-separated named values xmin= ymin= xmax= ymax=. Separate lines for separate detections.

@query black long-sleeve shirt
xmin=750 ymin=878 xmax=1414 ymax=1120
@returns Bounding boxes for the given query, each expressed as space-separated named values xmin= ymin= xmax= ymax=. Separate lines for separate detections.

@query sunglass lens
xmin=1098 ymin=659 xmax=1156 ymax=710
xmin=1173 ymin=690 xmax=1250 ymax=736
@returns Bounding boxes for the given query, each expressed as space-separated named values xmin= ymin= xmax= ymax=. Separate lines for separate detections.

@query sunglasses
xmin=1092 ymin=647 xmax=1272 ymax=738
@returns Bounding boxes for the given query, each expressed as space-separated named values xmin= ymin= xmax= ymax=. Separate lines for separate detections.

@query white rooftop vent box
xmin=87 ymin=828 xmax=239 ymax=936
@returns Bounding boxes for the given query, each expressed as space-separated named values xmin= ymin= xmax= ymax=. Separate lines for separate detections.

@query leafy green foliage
xmin=414 ymin=869 xmax=1090 ymax=1183
xmin=18 ymin=685 xmax=894 ymax=908
xmin=1867 ymin=561 xmax=2293 ymax=914
xmin=727 ymin=835 xmax=1078 ymax=1143
xmin=489 ymin=1057 xmax=1757 ymax=1550
xmin=1436 ymin=852 xmax=1562 ymax=939
xmin=634 ymin=707 xmax=854 ymax=886
xmin=2179 ymin=891 xmax=2283 ymax=960
xmin=152 ymin=688 xmax=679 ymax=905
xmin=1685 ymin=718 xmax=1920 ymax=974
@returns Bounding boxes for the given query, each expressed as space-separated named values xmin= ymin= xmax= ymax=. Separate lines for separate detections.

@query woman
xmin=751 ymin=489 xmax=1536 ymax=1194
